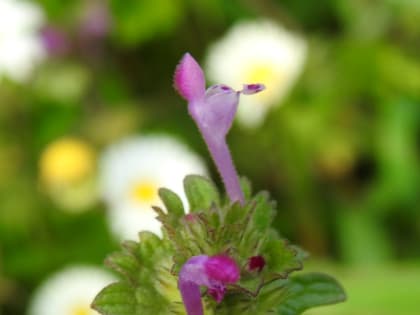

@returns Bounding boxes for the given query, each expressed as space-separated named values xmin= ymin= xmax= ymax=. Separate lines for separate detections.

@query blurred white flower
xmin=28 ymin=266 xmax=115 ymax=315
xmin=205 ymin=20 xmax=307 ymax=127
xmin=100 ymin=135 xmax=207 ymax=241
xmin=0 ymin=0 xmax=45 ymax=82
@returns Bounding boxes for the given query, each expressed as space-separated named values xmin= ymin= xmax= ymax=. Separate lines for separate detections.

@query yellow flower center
xmin=40 ymin=138 xmax=95 ymax=185
xmin=244 ymin=63 xmax=284 ymax=103
xmin=70 ymin=304 xmax=92 ymax=315
xmin=130 ymin=180 xmax=158 ymax=204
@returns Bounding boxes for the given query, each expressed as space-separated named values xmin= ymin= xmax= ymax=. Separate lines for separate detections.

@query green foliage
xmin=158 ymin=188 xmax=185 ymax=225
xmin=2 ymin=0 xmax=420 ymax=314
xmin=277 ymin=273 xmax=346 ymax=315
xmin=215 ymin=280 xmax=289 ymax=315
xmin=110 ymin=0 xmax=183 ymax=45
xmin=92 ymin=232 xmax=183 ymax=315
xmin=93 ymin=282 xmax=137 ymax=315
xmin=183 ymin=175 xmax=220 ymax=212
xmin=93 ymin=176 xmax=345 ymax=315
xmin=33 ymin=62 xmax=91 ymax=104
xmin=217 ymin=273 xmax=345 ymax=315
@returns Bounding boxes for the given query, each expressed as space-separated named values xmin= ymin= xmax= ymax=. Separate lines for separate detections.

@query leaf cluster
xmin=93 ymin=175 xmax=345 ymax=315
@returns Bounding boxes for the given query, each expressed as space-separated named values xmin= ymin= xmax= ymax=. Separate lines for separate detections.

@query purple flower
xmin=80 ymin=0 xmax=111 ymax=39
xmin=40 ymin=26 xmax=70 ymax=56
xmin=179 ymin=255 xmax=240 ymax=315
xmin=174 ymin=53 xmax=265 ymax=205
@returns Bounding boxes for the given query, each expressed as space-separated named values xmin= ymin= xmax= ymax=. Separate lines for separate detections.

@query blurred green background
xmin=1 ymin=0 xmax=419 ymax=314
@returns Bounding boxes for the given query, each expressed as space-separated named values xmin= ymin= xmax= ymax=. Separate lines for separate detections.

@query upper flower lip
xmin=173 ymin=53 xmax=266 ymax=139
xmin=174 ymin=52 xmax=206 ymax=102
xmin=174 ymin=53 xmax=266 ymax=104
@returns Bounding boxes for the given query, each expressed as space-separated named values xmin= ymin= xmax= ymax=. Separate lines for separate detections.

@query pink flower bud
xmin=248 ymin=255 xmax=266 ymax=272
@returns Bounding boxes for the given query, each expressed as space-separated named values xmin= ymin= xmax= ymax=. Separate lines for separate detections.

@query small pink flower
xmin=80 ymin=0 xmax=111 ymax=38
xmin=179 ymin=255 xmax=240 ymax=315
xmin=40 ymin=26 xmax=70 ymax=56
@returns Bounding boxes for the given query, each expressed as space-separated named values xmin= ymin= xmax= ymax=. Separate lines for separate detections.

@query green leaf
xmin=105 ymin=250 xmax=140 ymax=284
xmin=137 ymin=231 xmax=164 ymax=262
xmin=263 ymin=239 xmax=303 ymax=279
xmin=183 ymin=175 xmax=220 ymax=212
xmin=251 ymin=192 xmax=276 ymax=232
xmin=217 ymin=279 xmax=288 ymax=315
xmin=110 ymin=0 xmax=183 ymax=45
xmin=94 ymin=233 xmax=180 ymax=315
xmin=240 ymin=177 xmax=253 ymax=200
xmin=92 ymin=282 xmax=137 ymax=315
xmin=277 ymin=273 xmax=346 ymax=315
xmin=158 ymin=188 xmax=185 ymax=219
xmin=223 ymin=201 xmax=247 ymax=225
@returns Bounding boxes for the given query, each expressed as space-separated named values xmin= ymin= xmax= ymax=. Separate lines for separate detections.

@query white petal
xmin=0 ymin=35 xmax=45 ymax=81
xmin=28 ymin=266 xmax=115 ymax=315
xmin=99 ymin=134 xmax=208 ymax=241
xmin=205 ymin=20 xmax=307 ymax=127
xmin=0 ymin=0 xmax=45 ymax=82
xmin=108 ymin=201 xmax=163 ymax=241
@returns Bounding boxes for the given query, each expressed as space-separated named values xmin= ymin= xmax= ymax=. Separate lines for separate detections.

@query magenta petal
xmin=174 ymin=53 xmax=206 ymax=102
xmin=178 ymin=255 xmax=240 ymax=314
xmin=179 ymin=255 xmax=210 ymax=284
xmin=205 ymin=255 xmax=240 ymax=283
xmin=179 ymin=280 xmax=204 ymax=315
xmin=207 ymin=286 xmax=226 ymax=303
xmin=81 ymin=1 xmax=111 ymax=38
xmin=179 ymin=255 xmax=208 ymax=315
xmin=190 ymin=85 xmax=239 ymax=138
xmin=242 ymin=83 xmax=266 ymax=95
xmin=40 ymin=26 xmax=70 ymax=55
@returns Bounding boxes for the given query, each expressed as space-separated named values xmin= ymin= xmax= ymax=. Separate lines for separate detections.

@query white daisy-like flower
xmin=100 ymin=135 xmax=208 ymax=241
xmin=0 ymin=0 xmax=45 ymax=82
xmin=205 ymin=20 xmax=307 ymax=127
xmin=28 ymin=266 xmax=115 ymax=315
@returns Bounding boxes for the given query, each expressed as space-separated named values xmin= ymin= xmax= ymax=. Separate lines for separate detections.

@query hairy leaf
xmin=277 ymin=273 xmax=346 ymax=315
xmin=184 ymin=175 xmax=220 ymax=211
